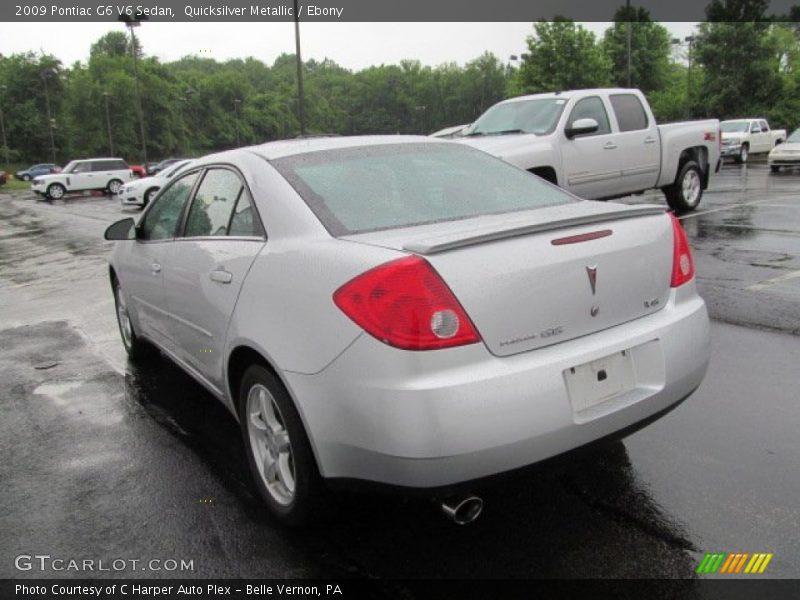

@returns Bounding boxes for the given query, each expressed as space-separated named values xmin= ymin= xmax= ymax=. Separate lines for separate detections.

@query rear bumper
xmin=285 ymin=284 xmax=710 ymax=488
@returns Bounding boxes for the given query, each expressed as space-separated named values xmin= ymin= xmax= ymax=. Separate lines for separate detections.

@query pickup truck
xmin=456 ymin=88 xmax=721 ymax=212
xmin=720 ymin=118 xmax=786 ymax=163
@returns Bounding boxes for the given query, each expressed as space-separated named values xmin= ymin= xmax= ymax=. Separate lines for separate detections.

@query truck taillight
xmin=333 ymin=256 xmax=481 ymax=350
xmin=669 ymin=213 xmax=695 ymax=287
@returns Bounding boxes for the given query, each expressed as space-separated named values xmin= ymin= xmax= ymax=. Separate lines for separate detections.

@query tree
xmin=517 ymin=18 xmax=611 ymax=93
xmin=693 ymin=0 xmax=783 ymax=119
xmin=602 ymin=6 xmax=671 ymax=94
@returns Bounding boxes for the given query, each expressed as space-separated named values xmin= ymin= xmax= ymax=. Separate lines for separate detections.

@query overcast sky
xmin=0 ymin=22 xmax=698 ymax=70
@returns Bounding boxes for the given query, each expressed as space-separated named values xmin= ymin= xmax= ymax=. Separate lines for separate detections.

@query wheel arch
xmin=227 ymin=344 xmax=325 ymax=472
xmin=676 ymin=146 xmax=710 ymax=189
xmin=528 ymin=166 xmax=558 ymax=185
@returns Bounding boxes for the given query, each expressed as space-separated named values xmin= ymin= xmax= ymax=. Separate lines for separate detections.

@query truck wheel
xmin=735 ymin=143 xmax=749 ymax=164
xmin=770 ymin=165 xmax=781 ymax=173
xmin=665 ymin=161 xmax=703 ymax=213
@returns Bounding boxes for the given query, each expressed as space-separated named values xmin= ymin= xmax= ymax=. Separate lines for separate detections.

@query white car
xmin=768 ymin=128 xmax=800 ymax=172
xmin=31 ymin=158 xmax=134 ymax=200
xmin=119 ymin=159 xmax=192 ymax=208
xmin=105 ymin=137 xmax=710 ymax=526
xmin=720 ymin=119 xmax=786 ymax=163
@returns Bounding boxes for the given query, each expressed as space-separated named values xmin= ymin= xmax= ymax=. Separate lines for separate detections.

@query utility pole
xmin=103 ymin=92 xmax=114 ymax=155
xmin=0 ymin=84 xmax=9 ymax=166
xmin=293 ymin=0 xmax=306 ymax=135
xmin=41 ymin=68 xmax=57 ymax=163
xmin=626 ymin=0 xmax=632 ymax=88
xmin=686 ymin=36 xmax=695 ymax=119
xmin=120 ymin=12 xmax=148 ymax=164
xmin=234 ymin=98 xmax=241 ymax=147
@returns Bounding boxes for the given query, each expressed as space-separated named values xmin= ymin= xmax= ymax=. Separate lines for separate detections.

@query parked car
xmin=768 ymin=128 xmax=800 ymax=172
xmin=720 ymin=119 xmax=786 ymax=163
xmin=15 ymin=163 xmax=60 ymax=181
xmin=457 ymin=89 xmax=720 ymax=213
xmin=105 ymin=136 xmax=710 ymax=525
xmin=31 ymin=158 xmax=134 ymax=200
xmin=118 ymin=159 xmax=192 ymax=208
xmin=147 ymin=158 xmax=184 ymax=176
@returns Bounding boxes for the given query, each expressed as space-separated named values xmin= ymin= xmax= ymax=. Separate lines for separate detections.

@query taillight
xmin=669 ymin=213 xmax=695 ymax=287
xmin=333 ymin=255 xmax=481 ymax=350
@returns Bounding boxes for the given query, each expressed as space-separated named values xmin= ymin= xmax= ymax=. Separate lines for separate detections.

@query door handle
xmin=210 ymin=269 xmax=233 ymax=284
xmin=151 ymin=262 xmax=161 ymax=274
xmin=603 ymin=142 xmax=618 ymax=150
xmin=644 ymin=137 xmax=657 ymax=144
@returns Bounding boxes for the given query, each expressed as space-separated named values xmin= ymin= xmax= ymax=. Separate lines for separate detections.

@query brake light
xmin=333 ymin=255 xmax=481 ymax=350
xmin=669 ymin=213 xmax=695 ymax=287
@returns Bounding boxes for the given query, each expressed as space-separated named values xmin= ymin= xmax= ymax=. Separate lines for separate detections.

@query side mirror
xmin=565 ymin=118 xmax=600 ymax=139
xmin=104 ymin=218 xmax=136 ymax=241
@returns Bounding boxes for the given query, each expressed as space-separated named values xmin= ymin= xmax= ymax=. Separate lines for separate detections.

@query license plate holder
xmin=564 ymin=349 xmax=636 ymax=414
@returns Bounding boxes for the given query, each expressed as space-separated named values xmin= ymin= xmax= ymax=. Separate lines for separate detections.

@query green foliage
xmin=517 ymin=18 xmax=611 ymax=93
xmin=602 ymin=7 xmax=671 ymax=94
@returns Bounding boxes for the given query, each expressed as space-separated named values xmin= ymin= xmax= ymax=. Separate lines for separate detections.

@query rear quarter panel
xmin=656 ymin=119 xmax=720 ymax=187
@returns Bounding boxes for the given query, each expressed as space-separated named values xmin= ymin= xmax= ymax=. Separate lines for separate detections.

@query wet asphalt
xmin=1 ymin=158 xmax=798 ymax=583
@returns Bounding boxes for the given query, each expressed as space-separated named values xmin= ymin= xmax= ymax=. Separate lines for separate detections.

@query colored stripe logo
xmin=697 ymin=552 xmax=773 ymax=574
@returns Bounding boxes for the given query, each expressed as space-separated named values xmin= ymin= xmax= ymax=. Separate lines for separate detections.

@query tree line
xmin=1 ymin=0 xmax=799 ymax=166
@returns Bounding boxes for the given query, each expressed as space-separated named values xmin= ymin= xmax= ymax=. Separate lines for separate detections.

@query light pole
xmin=0 ymin=84 xmax=9 ymax=166
xmin=293 ymin=0 xmax=306 ymax=135
xmin=234 ymin=98 xmax=241 ymax=147
xmin=41 ymin=67 xmax=57 ymax=163
xmin=120 ymin=12 xmax=148 ymax=165
xmin=626 ymin=0 xmax=632 ymax=88
xmin=103 ymin=91 xmax=114 ymax=155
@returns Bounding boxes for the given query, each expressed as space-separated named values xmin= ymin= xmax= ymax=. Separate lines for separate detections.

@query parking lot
xmin=1 ymin=158 xmax=798 ymax=582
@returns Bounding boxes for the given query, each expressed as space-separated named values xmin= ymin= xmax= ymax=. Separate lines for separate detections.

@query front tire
xmin=770 ymin=165 xmax=781 ymax=173
xmin=143 ymin=187 xmax=158 ymax=207
xmin=239 ymin=365 xmax=322 ymax=526
xmin=113 ymin=279 xmax=152 ymax=360
xmin=22 ymin=174 xmax=31 ymax=182
xmin=107 ymin=179 xmax=123 ymax=195
xmin=46 ymin=183 xmax=66 ymax=200
xmin=735 ymin=143 xmax=749 ymax=164
xmin=665 ymin=160 xmax=703 ymax=213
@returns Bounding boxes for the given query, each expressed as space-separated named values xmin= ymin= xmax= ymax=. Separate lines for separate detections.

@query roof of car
xmin=498 ymin=88 xmax=642 ymax=105
xmin=246 ymin=135 xmax=446 ymax=160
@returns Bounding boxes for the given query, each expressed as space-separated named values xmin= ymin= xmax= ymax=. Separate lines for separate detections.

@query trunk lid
xmin=343 ymin=202 xmax=673 ymax=357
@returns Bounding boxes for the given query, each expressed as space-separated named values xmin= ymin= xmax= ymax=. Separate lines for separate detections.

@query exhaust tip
xmin=441 ymin=495 xmax=483 ymax=525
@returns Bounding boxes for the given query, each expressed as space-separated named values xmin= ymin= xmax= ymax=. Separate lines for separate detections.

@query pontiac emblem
xmin=586 ymin=265 xmax=598 ymax=295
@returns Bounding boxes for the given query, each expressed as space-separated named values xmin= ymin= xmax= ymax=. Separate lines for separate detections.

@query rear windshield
xmin=270 ymin=143 xmax=573 ymax=236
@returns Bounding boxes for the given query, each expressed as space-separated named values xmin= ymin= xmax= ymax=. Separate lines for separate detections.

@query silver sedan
xmin=105 ymin=136 xmax=710 ymax=525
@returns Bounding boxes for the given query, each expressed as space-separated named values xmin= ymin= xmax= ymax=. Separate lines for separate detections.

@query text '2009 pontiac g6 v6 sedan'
xmin=105 ymin=136 xmax=710 ymax=526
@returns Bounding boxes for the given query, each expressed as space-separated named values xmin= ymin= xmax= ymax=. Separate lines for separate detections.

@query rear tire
xmin=22 ymin=174 xmax=31 ymax=182
xmin=770 ymin=165 xmax=781 ymax=173
xmin=107 ymin=179 xmax=123 ymax=195
xmin=239 ymin=365 xmax=323 ymax=526
xmin=665 ymin=161 xmax=703 ymax=213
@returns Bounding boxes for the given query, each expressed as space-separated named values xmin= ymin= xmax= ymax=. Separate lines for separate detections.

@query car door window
xmin=183 ymin=169 xmax=243 ymax=237
xmin=751 ymin=123 xmax=761 ymax=133
xmin=140 ymin=172 xmax=199 ymax=241
xmin=566 ymin=97 xmax=611 ymax=137
xmin=759 ymin=120 xmax=769 ymax=132
xmin=609 ymin=94 xmax=649 ymax=132
xmin=72 ymin=162 xmax=91 ymax=174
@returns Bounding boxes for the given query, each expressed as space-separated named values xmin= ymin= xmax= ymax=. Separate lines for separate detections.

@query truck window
xmin=759 ymin=120 xmax=769 ymax=131
xmin=610 ymin=94 xmax=649 ymax=132
xmin=566 ymin=97 xmax=610 ymax=137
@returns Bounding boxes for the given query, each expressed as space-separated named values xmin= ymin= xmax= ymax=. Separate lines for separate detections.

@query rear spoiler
xmin=403 ymin=205 xmax=666 ymax=255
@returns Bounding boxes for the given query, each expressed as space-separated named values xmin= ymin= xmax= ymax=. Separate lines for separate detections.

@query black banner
xmin=2 ymin=0 xmax=799 ymax=23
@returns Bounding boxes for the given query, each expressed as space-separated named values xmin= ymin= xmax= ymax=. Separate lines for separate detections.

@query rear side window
xmin=566 ymin=96 xmax=611 ymax=136
xmin=141 ymin=172 xmax=199 ymax=241
xmin=610 ymin=94 xmax=649 ymax=132
xmin=184 ymin=169 xmax=244 ymax=237
xmin=271 ymin=143 xmax=572 ymax=236
xmin=228 ymin=190 xmax=263 ymax=237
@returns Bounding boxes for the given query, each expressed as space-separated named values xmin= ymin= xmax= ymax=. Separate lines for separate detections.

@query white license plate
xmin=564 ymin=350 xmax=636 ymax=414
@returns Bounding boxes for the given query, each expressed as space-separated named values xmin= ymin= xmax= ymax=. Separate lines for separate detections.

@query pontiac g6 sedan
xmin=105 ymin=136 xmax=710 ymax=525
